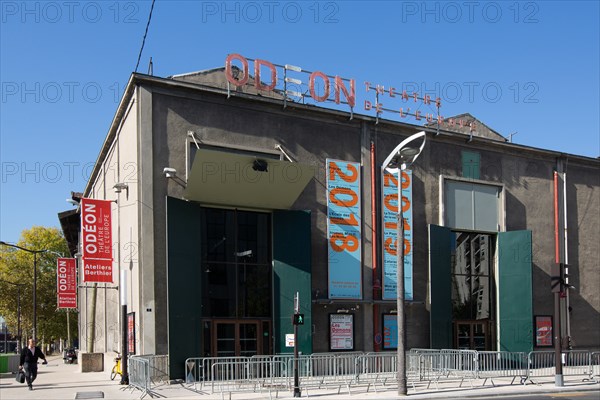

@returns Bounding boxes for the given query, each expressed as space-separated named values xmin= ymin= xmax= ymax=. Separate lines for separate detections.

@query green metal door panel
xmin=498 ymin=230 xmax=533 ymax=353
xmin=273 ymin=210 xmax=312 ymax=355
xmin=428 ymin=224 xmax=453 ymax=349
xmin=167 ymin=196 xmax=203 ymax=379
xmin=462 ymin=150 xmax=480 ymax=179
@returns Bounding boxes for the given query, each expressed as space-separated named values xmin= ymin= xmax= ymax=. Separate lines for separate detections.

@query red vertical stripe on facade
xmin=554 ymin=172 xmax=560 ymax=263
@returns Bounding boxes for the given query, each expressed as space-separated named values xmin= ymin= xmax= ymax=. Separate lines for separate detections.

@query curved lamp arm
xmin=382 ymin=131 xmax=427 ymax=173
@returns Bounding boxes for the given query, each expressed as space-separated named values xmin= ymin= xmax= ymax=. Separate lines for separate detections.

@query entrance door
xmin=213 ymin=320 xmax=270 ymax=357
xmin=455 ymin=320 xmax=489 ymax=351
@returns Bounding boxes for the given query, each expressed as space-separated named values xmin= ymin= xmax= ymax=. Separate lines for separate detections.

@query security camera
xmin=163 ymin=167 xmax=177 ymax=178
xmin=66 ymin=199 xmax=78 ymax=206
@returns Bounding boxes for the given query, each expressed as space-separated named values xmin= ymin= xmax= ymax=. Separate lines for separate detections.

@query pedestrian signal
xmin=293 ymin=313 xmax=305 ymax=325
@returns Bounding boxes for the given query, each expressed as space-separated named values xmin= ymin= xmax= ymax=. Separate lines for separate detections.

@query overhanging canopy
xmin=184 ymin=149 xmax=315 ymax=209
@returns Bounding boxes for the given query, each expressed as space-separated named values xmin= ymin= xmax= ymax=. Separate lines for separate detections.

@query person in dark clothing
xmin=19 ymin=338 xmax=47 ymax=390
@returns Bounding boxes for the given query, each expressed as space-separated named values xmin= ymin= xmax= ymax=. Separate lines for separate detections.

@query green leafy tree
xmin=0 ymin=226 xmax=77 ymax=348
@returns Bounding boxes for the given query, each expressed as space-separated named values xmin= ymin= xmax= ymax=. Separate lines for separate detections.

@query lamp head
xmin=382 ymin=131 xmax=427 ymax=172
xmin=388 ymin=146 xmax=422 ymax=169
xmin=163 ymin=167 xmax=177 ymax=178
xmin=113 ymin=182 xmax=128 ymax=194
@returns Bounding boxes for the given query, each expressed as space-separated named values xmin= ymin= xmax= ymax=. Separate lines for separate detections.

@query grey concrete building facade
xmin=66 ymin=67 xmax=599 ymax=379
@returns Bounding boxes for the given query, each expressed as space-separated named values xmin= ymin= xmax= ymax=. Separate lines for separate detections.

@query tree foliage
xmin=0 ymin=226 xmax=77 ymax=346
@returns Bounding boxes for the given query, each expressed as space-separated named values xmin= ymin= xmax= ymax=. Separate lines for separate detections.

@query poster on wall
xmin=535 ymin=315 xmax=553 ymax=347
xmin=382 ymin=314 xmax=398 ymax=350
xmin=381 ymin=169 xmax=413 ymax=300
xmin=330 ymin=314 xmax=354 ymax=350
xmin=81 ymin=198 xmax=114 ymax=283
xmin=56 ymin=258 xmax=77 ymax=309
xmin=326 ymin=159 xmax=362 ymax=299
xmin=127 ymin=312 xmax=136 ymax=355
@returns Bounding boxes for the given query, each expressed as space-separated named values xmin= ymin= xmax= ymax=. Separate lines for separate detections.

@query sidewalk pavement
xmin=1 ymin=354 xmax=598 ymax=400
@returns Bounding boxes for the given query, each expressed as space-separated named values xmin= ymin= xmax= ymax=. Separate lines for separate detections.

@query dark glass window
xmin=200 ymin=208 xmax=272 ymax=318
xmin=451 ymin=232 xmax=494 ymax=320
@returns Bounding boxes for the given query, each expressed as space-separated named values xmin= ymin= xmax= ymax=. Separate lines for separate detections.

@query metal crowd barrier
xmin=478 ymin=351 xmax=528 ymax=385
xmin=415 ymin=350 xmax=478 ymax=389
xmin=527 ymin=350 xmax=594 ymax=384
xmin=128 ymin=354 xmax=169 ymax=398
xmin=185 ymin=356 xmax=246 ymax=390
xmin=183 ymin=349 xmax=600 ymax=396
xmin=591 ymin=352 xmax=599 ymax=383
xmin=128 ymin=356 xmax=151 ymax=398
xmin=357 ymin=352 xmax=397 ymax=392
xmin=305 ymin=353 xmax=358 ymax=393
xmin=209 ymin=359 xmax=287 ymax=396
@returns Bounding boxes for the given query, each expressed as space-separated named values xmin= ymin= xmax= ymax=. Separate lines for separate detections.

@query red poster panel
xmin=81 ymin=198 xmax=113 ymax=260
xmin=535 ymin=315 xmax=553 ymax=347
xmin=127 ymin=312 xmax=136 ymax=355
xmin=57 ymin=258 xmax=77 ymax=309
xmin=82 ymin=258 xmax=113 ymax=283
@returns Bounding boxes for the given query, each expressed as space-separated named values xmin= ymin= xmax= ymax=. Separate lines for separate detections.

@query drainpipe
xmin=370 ymin=141 xmax=381 ymax=352
xmin=87 ymin=284 xmax=97 ymax=353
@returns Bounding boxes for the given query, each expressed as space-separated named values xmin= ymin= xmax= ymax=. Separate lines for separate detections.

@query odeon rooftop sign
xmin=224 ymin=53 xmax=477 ymax=132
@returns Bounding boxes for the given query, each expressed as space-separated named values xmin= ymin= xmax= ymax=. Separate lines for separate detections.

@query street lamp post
xmin=0 ymin=241 xmax=47 ymax=342
xmin=382 ymin=131 xmax=427 ymax=396
xmin=120 ymin=269 xmax=129 ymax=385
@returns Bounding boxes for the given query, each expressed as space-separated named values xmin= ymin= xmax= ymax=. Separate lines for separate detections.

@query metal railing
xmin=129 ymin=356 xmax=151 ymax=397
xmin=182 ymin=349 xmax=600 ymax=396
xmin=478 ymin=351 xmax=528 ymax=385
xmin=527 ymin=350 xmax=594 ymax=383
xmin=591 ymin=352 xmax=600 ymax=383
xmin=128 ymin=354 xmax=169 ymax=398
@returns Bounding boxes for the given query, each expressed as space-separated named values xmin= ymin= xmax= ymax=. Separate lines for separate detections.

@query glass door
xmin=215 ymin=322 xmax=236 ymax=357
xmin=239 ymin=323 xmax=258 ymax=357
xmin=212 ymin=320 xmax=270 ymax=357
xmin=455 ymin=320 xmax=489 ymax=351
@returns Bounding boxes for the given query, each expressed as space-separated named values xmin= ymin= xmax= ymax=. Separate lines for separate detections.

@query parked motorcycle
xmin=63 ymin=348 xmax=77 ymax=364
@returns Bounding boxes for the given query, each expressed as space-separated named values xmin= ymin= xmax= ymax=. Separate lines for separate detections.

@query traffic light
xmin=293 ymin=313 xmax=305 ymax=325
xmin=551 ymin=263 xmax=566 ymax=293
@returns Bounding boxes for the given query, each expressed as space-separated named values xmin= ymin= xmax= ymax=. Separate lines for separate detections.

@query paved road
xmin=1 ymin=354 xmax=599 ymax=399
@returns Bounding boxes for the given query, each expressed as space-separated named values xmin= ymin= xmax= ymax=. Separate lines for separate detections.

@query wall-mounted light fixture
xmin=163 ymin=167 xmax=186 ymax=188
xmin=163 ymin=167 xmax=177 ymax=178
xmin=113 ymin=182 xmax=129 ymax=194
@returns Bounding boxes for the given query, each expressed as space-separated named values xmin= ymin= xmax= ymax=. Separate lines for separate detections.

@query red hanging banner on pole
xmin=57 ymin=258 xmax=77 ymax=309
xmin=81 ymin=198 xmax=114 ymax=283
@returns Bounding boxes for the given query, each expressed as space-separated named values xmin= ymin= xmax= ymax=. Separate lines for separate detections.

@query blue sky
xmin=1 ymin=1 xmax=599 ymax=244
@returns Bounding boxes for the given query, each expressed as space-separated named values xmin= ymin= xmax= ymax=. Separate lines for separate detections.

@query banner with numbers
xmin=327 ymin=159 xmax=362 ymax=299
xmin=381 ymin=169 xmax=413 ymax=300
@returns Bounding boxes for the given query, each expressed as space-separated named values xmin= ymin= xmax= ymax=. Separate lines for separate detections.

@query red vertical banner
xmin=81 ymin=198 xmax=114 ymax=283
xmin=57 ymin=258 xmax=77 ymax=309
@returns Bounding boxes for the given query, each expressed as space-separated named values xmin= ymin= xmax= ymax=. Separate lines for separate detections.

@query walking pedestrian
xmin=19 ymin=338 xmax=47 ymax=390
